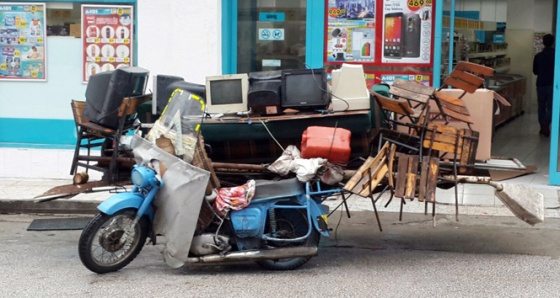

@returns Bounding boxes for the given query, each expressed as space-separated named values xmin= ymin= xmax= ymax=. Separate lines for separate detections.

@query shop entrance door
xmin=222 ymin=0 xmax=324 ymax=74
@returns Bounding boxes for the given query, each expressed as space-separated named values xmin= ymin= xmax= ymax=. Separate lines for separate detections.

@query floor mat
xmin=27 ymin=217 xmax=93 ymax=231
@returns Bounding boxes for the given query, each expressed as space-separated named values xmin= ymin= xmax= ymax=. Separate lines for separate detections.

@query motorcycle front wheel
xmin=256 ymin=208 xmax=321 ymax=271
xmin=78 ymin=209 xmax=148 ymax=274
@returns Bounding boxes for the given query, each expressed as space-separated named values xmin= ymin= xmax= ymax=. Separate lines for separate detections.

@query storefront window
xmin=237 ymin=0 xmax=307 ymax=73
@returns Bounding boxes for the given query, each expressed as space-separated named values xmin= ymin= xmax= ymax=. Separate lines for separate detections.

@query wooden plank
xmin=455 ymin=61 xmax=495 ymax=77
xmin=392 ymin=78 xmax=435 ymax=96
xmin=344 ymin=142 xmax=390 ymax=194
xmin=387 ymin=144 xmax=396 ymax=188
xmin=395 ymin=153 xmax=409 ymax=197
xmin=359 ymin=162 xmax=388 ymax=197
xmin=425 ymin=157 xmax=440 ymax=202
xmin=418 ymin=156 xmax=429 ymax=202
xmin=437 ymin=96 xmax=471 ymax=115
xmin=422 ymin=140 xmax=462 ymax=155
xmin=390 ymin=87 xmax=431 ymax=104
xmin=434 ymin=91 xmax=468 ymax=107
xmin=343 ymin=156 xmax=375 ymax=192
xmin=372 ymin=91 xmax=414 ymax=115
xmin=448 ymin=69 xmax=485 ymax=88
xmin=404 ymin=155 xmax=418 ymax=199
xmin=442 ymin=77 xmax=478 ymax=93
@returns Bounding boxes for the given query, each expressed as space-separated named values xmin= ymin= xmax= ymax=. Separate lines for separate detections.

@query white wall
xmin=137 ymin=0 xmax=222 ymax=86
xmin=534 ymin=0 xmax=554 ymax=32
xmin=444 ymin=0 xmax=508 ymax=22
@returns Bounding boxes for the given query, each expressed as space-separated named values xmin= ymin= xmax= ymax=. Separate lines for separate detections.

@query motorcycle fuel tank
xmin=230 ymin=207 xmax=265 ymax=238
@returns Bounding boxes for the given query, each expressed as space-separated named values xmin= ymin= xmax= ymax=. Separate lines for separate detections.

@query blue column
xmin=222 ymin=0 xmax=237 ymax=74
xmin=433 ymin=0 xmax=444 ymax=88
xmin=306 ymin=0 xmax=325 ymax=69
xmin=548 ymin=3 xmax=560 ymax=185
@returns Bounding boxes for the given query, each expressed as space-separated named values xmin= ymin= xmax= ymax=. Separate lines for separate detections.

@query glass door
xmin=222 ymin=0 xmax=324 ymax=74
xmin=237 ymin=0 xmax=306 ymax=73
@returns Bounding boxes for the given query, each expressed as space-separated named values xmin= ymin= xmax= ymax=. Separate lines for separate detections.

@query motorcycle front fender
xmin=97 ymin=192 xmax=155 ymax=222
xmin=308 ymin=199 xmax=329 ymax=237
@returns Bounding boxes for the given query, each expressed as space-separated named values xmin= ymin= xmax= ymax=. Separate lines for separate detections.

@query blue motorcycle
xmin=78 ymin=160 xmax=336 ymax=273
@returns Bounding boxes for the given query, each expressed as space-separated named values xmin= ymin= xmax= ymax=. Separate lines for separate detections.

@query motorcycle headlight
xmin=131 ymin=165 xmax=156 ymax=189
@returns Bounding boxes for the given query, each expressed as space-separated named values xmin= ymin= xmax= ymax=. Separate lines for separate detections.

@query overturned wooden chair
xmin=422 ymin=123 xmax=479 ymax=221
xmin=370 ymin=91 xmax=430 ymax=158
xmin=344 ymin=142 xmax=396 ymax=231
xmin=431 ymin=61 xmax=495 ymax=129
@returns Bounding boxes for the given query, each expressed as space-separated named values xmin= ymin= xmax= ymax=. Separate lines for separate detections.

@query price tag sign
xmin=328 ymin=7 xmax=345 ymax=18
xmin=407 ymin=0 xmax=431 ymax=11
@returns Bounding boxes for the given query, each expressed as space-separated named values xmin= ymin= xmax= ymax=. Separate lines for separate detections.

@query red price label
xmin=328 ymin=7 xmax=345 ymax=18
xmin=407 ymin=0 xmax=428 ymax=11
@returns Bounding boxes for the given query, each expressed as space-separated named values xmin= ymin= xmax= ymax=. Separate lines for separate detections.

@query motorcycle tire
xmin=78 ymin=209 xmax=148 ymax=274
xmin=256 ymin=209 xmax=321 ymax=271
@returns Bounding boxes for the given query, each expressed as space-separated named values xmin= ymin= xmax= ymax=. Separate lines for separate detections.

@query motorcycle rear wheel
xmin=256 ymin=209 xmax=321 ymax=271
xmin=78 ymin=209 xmax=148 ymax=274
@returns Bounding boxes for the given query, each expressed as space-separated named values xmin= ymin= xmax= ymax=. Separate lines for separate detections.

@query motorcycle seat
xmin=253 ymin=178 xmax=304 ymax=200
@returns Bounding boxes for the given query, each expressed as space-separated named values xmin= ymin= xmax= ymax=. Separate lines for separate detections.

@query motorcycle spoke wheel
xmin=256 ymin=209 xmax=320 ymax=271
xmin=79 ymin=209 xmax=148 ymax=274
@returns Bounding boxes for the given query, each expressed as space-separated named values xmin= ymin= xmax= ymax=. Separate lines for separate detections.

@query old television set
xmin=247 ymin=70 xmax=282 ymax=116
xmin=281 ymin=68 xmax=329 ymax=110
xmin=330 ymin=63 xmax=370 ymax=112
xmin=205 ymin=73 xmax=249 ymax=114
xmin=83 ymin=67 xmax=149 ymax=129
xmin=152 ymin=74 xmax=206 ymax=115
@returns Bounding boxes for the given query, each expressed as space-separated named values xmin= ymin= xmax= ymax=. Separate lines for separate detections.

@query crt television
xmin=83 ymin=67 xmax=149 ymax=129
xmin=281 ymin=68 xmax=329 ymax=110
xmin=205 ymin=73 xmax=249 ymax=114
xmin=152 ymin=74 xmax=206 ymax=115
xmin=330 ymin=63 xmax=370 ymax=111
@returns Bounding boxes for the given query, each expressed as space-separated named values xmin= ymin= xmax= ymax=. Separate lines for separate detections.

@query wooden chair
xmin=432 ymin=61 xmax=495 ymax=129
xmin=71 ymin=94 xmax=151 ymax=182
xmin=422 ymin=123 xmax=479 ymax=221
xmin=370 ymin=91 xmax=430 ymax=157
xmin=344 ymin=141 xmax=396 ymax=231
xmin=390 ymin=78 xmax=434 ymax=115
xmin=69 ymin=100 xmax=106 ymax=176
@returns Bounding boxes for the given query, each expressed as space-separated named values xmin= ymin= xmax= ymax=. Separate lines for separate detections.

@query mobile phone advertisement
xmin=82 ymin=5 xmax=133 ymax=83
xmin=0 ymin=3 xmax=47 ymax=81
xmin=326 ymin=0 xmax=376 ymax=63
xmin=382 ymin=0 xmax=432 ymax=64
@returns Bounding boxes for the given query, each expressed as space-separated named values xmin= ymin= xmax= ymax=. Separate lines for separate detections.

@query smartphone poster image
xmin=383 ymin=12 xmax=403 ymax=59
xmin=403 ymin=13 xmax=421 ymax=58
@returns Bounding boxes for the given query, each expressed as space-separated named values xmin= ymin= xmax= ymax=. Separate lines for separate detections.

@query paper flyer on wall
xmin=382 ymin=0 xmax=432 ymax=64
xmin=326 ymin=0 xmax=376 ymax=63
xmin=82 ymin=5 xmax=133 ymax=83
xmin=0 ymin=3 xmax=47 ymax=81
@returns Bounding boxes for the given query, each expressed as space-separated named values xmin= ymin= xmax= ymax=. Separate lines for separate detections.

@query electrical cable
xmin=259 ymin=119 xmax=285 ymax=151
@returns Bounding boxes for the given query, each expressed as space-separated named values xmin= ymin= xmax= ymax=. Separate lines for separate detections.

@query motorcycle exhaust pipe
xmin=185 ymin=246 xmax=318 ymax=264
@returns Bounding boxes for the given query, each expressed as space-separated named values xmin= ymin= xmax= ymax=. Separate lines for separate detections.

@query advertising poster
xmin=326 ymin=0 xmax=376 ymax=63
xmin=0 ymin=3 xmax=47 ymax=81
xmin=380 ymin=73 xmax=431 ymax=85
xmin=82 ymin=5 xmax=133 ymax=83
xmin=382 ymin=0 xmax=432 ymax=64
xmin=534 ymin=32 xmax=547 ymax=54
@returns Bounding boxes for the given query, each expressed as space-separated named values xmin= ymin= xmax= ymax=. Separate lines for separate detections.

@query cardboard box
xmin=435 ymin=88 xmax=509 ymax=161
xmin=69 ymin=24 xmax=81 ymax=38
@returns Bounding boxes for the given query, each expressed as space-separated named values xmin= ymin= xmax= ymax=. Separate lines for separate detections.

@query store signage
xmin=259 ymin=28 xmax=284 ymax=41
xmin=0 ymin=2 xmax=47 ymax=81
xmin=258 ymin=12 xmax=285 ymax=22
xmin=81 ymin=4 xmax=134 ymax=83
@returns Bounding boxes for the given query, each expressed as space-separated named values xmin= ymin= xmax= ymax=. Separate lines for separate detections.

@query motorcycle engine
xmin=190 ymin=234 xmax=231 ymax=256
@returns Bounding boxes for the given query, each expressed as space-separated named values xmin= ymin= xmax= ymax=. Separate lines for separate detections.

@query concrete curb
xmin=0 ymin=200 xmax=99 ymax=214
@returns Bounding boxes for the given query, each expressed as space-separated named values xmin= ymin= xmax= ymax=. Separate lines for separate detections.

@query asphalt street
xmin=1 ymin=211 xmax=560 ymax=297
